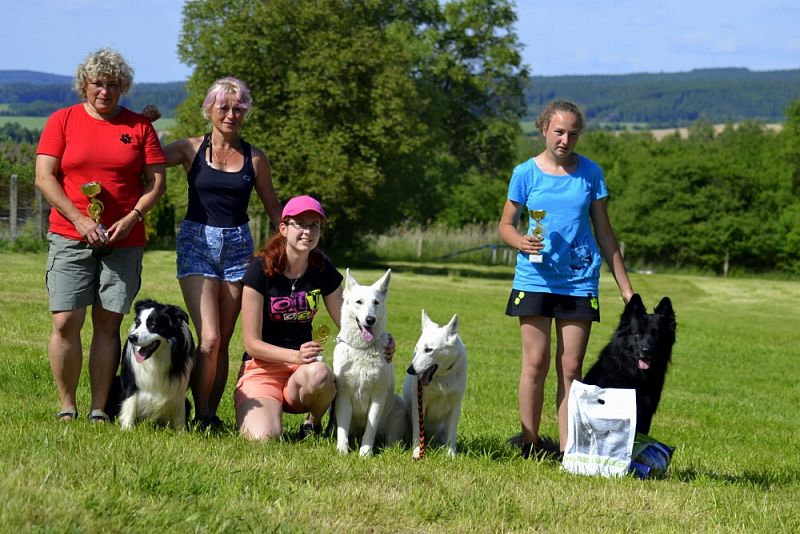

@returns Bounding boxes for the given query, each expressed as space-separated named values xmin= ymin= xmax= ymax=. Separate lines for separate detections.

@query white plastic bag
xmin=562 ymin=380 xmax=637 ymax=477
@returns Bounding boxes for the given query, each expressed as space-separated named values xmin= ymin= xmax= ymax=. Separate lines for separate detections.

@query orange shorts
xmin=233 ymin=358 xmax=306 ymax=413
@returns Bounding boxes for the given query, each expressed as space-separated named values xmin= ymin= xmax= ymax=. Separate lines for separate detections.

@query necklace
xmin=209 ymin=138 xmax=238 ymax=167
xmin=289 ymin=275 xmax=301 ymax=296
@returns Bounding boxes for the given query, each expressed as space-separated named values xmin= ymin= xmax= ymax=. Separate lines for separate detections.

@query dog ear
xmin=445 ymin=314 xmax=459 ymax=337
xmin=375 ymin=268 xmax=391 ymax=293
xmin=655 ymin=297 xmax=673 ymax=316
xmin=655 ymin=297 xmax=676 ymax=333
xmin=624 ymin=293 xmax=646 ymax=314
xmin=166 ymin=305 xmax=189 ymax=328
xmin=345 ymin=268 xmax=356 ymax=291
xmin=421 ymin=309 xmax=434 ymax=329
xmin=619 ymin=293 xmax=646 ymax=326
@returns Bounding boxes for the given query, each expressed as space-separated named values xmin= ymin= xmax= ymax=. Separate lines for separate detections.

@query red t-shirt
xmin=36 ymin=104 xmax=166 ymax=246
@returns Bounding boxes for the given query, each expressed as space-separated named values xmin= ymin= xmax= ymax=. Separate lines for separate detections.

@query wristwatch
xmin=131 ymin=208 xmax=144 ymax=222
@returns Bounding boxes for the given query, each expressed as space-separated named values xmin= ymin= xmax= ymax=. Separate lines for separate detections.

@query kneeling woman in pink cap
xmin=234 ymin=195 xmax=393 ymax=440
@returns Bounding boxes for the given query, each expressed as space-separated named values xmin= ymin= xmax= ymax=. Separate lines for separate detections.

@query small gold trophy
xmin=529 ymin=209 xmax=547 ymax=263
xmin=80 ymin=181 xmax=105 ymax=228
xmin=312 ymin=324 xmax=330 ymax=361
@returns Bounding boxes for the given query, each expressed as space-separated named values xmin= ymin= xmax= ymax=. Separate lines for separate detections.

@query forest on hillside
xmin=524 ymin=68 xmax=800 ymax=127
xmin=1 ymin=67 xmax=798 ymax=129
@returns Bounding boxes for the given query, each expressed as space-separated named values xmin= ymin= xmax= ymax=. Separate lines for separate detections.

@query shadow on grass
xmin=671 ymin=466 xmax=800 ymax=489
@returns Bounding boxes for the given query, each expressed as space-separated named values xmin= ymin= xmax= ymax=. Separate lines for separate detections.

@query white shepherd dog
xmin=333 ymin=269 xmax=406 ymax=456
xmin=403 ymin=310 xmax=467 ymax=458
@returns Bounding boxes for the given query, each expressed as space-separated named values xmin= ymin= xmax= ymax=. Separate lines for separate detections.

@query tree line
xmin=1 ymin=0 xmax=799 ymax=275
xmin=525 ymin=68 xmax=800 ymax=127
xmin=0 ymin=82 xmax=186 ymax=117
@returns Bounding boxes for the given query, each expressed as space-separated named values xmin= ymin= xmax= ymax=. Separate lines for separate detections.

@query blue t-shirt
xmin=507 ymin=155 xmax=608 ymax=296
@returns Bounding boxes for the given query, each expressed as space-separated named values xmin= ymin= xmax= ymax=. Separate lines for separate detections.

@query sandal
xmin=55 ymin=409 xmax=78 ymax=422
xmin=88 ymin=409 xmax=110 ymax=423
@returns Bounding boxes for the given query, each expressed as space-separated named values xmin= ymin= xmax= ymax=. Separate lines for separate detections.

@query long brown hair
xmin=256 ymin=224 xmax=325 ymax=277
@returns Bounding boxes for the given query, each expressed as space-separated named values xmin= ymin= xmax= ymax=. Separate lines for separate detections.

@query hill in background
xmin=525 ymin=67 xmax=800 ymax=128
xmin=0 ymin=70 xmax=72 ymax=85
xmin=0 ymin=70 xmax=186 ymax=118
xmin=1 ymin=67 xmax=799 ymax=129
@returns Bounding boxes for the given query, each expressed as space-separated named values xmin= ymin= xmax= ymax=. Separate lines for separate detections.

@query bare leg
xmin=209 ymin=281 xmax=243 ymax=415
xmin=88 ymin=305 xmax=124 ymax=413
xmin=285 ymin=362 xmax=337 ymax=422
xmin=518 ymin=315 xmax=552 ymax=446
xmin=49 ymin=309 xmax=87 ymax=417
xmin=554 ymin=319 xmax=592 ymax=450
xmin=180 ymin=276 xmax=221 ymax=419
xmin=236 ymin=397 xmax=284 ymax=440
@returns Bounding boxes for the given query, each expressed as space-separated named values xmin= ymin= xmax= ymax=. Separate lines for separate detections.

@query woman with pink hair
xmin=160 ymin=77 xmax=282 ymax=430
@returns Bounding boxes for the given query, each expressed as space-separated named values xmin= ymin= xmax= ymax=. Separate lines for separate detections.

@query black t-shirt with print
xmin=242 ymin=254 xmax=343 ymax=351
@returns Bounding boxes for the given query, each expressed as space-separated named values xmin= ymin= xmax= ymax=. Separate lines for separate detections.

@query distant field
xmin=0 ymin=116 xmax=46 ymax=130
xmin=520 ymin=120 xmax=783 ymax=139
xmin=0 ymin=115 xmax=782 ymax=140
xmin=0 ymin=115 xmax=175 ymax=133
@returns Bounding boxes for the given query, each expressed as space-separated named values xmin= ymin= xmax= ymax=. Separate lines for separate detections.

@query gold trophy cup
xmin=312 ymin=324 xmax=331 ymax=361
xmin=80 ymin=181 xmax=105 ymax=226
xmin=529 ymin=209 xmax=547 ymax=263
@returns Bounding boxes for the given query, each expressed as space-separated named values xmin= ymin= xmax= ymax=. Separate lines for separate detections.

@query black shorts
xmin=505 ymin=290 xmax=600 ymax=322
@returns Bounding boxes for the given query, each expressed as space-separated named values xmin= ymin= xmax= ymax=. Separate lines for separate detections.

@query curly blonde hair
xmin=74 ymin=48 xmax=134 ymax=99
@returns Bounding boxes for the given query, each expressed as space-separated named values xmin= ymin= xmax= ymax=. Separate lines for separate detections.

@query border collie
xmin=108 ymin=299 xmax=196 ymax=430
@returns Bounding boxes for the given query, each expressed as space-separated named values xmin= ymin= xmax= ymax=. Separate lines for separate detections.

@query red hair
xmin=256 ymin=225 xmax=325 ymax=277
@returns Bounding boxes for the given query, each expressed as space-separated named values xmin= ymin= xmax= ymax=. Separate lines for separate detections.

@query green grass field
xmin=1 ymin=251 xmax=798 ymax=531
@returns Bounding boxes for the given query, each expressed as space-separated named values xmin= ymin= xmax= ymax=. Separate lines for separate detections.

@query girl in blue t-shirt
xmin=498 ymin=100 xmax=634 ymax=459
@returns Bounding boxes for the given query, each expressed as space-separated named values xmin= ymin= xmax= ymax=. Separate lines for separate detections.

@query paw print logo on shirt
xmin=120 ymin=133 xmax=132 ymax=144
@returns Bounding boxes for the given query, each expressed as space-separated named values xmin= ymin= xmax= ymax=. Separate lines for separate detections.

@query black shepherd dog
xmin=582 ymin=294 xmax=676 ymax=435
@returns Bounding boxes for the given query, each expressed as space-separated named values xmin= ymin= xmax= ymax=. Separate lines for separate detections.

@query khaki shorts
xmin=45 ymin=233 xmax=143 ymax=314
xmin=234 ymin=358 xmax=306 ymax=413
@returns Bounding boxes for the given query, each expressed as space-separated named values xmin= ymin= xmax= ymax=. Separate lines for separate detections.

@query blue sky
xmin=4 ymin=0 xmax=799 ymax=82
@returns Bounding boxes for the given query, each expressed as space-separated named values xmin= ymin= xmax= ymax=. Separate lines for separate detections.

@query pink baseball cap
xmin=281 ymin=195 xmax=327 ymax=221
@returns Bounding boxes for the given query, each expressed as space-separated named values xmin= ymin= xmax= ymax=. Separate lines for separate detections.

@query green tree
xmin=175 ymin=0 xmax=527 ymax=251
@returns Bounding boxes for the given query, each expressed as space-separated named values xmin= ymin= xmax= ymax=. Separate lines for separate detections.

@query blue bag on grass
xmin=629 ymin=433 xmax=675 ymax=479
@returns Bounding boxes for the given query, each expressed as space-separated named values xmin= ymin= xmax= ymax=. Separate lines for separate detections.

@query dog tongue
xmin=135 ymin=341 xmax=160 ymax=363
xmin=361 ymin=327 xmax=374 ymax=343
xmin=420 ymin=364 xmax=439 ymax=386
xmin=638 ymin=359 xmax=650 ymax=370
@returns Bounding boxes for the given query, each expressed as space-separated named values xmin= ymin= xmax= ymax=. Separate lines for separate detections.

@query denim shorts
xmin=45 ymin=232 xmax=143 ymax=313
xmin=176 ymin=220 xmax=254 ymax=282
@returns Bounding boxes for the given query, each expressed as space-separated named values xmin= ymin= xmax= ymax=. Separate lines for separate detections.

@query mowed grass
xmin=0 ymin=251 xmax=798 ymax=532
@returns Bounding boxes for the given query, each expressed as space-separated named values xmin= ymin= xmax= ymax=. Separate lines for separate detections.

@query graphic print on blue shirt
xmin=569 ymin=235 xmax=595 ymax=279
xmin=268 ymin=288 xmax=322 ymax=322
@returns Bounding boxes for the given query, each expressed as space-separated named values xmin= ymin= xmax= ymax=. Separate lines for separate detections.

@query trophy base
xmin=529 ymin=254 xmax=543 ymax=264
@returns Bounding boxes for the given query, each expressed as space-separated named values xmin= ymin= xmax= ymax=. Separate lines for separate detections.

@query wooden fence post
xmin=35 ymin=187 xmax=43 ymax=238
xmin=9 ymin=174 xmax=17 ymax=242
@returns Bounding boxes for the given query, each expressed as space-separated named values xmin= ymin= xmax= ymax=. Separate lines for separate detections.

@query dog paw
xmin=359 ymin=445 xmax=374 ymax=457
xmin=412 ymin=446 xmax=421 ymax=459
xmin=447 ymin=447 xmax=457 ymax=457
xmin=336 ymin=443 xmax=349 ymax=455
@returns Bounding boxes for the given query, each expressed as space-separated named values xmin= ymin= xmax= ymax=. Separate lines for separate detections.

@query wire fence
xmin=0 ymin=174 xmax=48 ymax=242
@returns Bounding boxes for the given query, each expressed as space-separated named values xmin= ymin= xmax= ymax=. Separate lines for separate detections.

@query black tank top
xmin=184 ymin=134 xmax=256 ymax=227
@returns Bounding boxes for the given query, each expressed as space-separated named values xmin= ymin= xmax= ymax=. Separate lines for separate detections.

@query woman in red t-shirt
xmin=35 ymin=47 xmax=166 ymax=423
